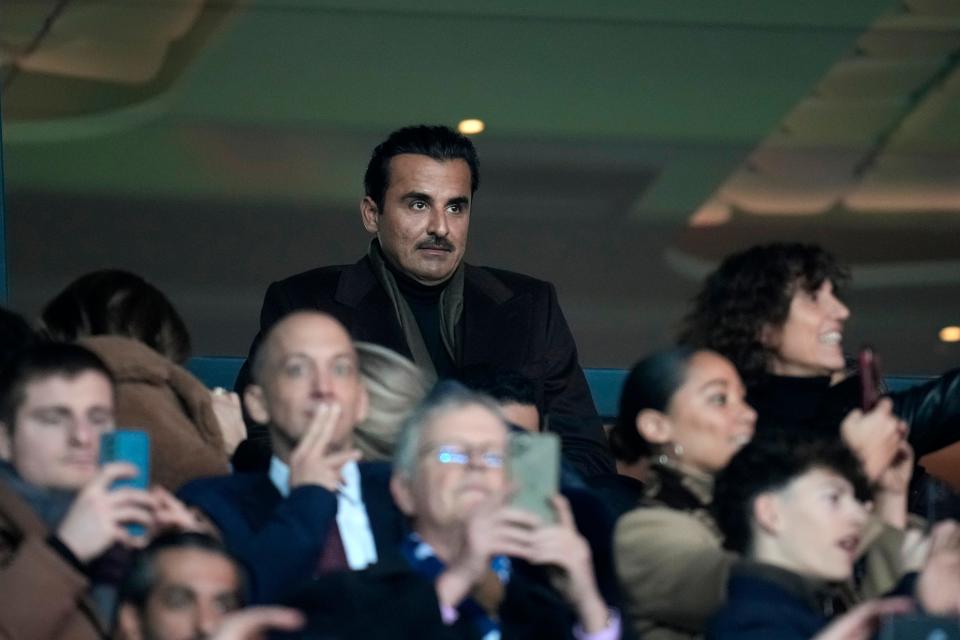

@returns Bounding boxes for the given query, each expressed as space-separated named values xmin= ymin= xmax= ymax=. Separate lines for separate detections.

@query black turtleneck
xmin=386 ymin=260 xmax=457 ymax=378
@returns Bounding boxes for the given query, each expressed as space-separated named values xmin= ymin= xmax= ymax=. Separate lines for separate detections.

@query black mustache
xmin=417 ymin=239 xmax=454 ymax=251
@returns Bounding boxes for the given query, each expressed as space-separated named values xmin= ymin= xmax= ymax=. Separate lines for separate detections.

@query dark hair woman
xmin=41 ymin=270 xmax=244 ymax=490
xmin=612 ymin=348 xmax=756 ymax=640
xmin=679 ymin=242 xmax=960 ymax=490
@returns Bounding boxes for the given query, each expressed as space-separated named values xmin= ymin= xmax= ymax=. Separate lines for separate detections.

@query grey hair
xmin=354 ymin=342 xmax=436 ymax=461
xmin=392 ymin=380 xmax=506 ymax=479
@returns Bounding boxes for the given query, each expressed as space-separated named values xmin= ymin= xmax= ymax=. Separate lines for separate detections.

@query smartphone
xmin=859 ymin=346 xmax=883 ymax=412
xmin=99 ymin=430 xmax=150 ymax=535
xmin=507 ymin=432 xmax=560 ymax=524
xmin=878 ymin=614 xmax=960 ymax=640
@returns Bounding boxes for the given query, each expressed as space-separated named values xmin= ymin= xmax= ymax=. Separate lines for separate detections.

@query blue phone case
xmin=99 ymin=430 xmax=150 ymax=535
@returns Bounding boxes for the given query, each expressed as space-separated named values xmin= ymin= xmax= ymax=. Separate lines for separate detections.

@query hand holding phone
xmin=100 ymin=430 xmax=150 ymax=535
xmin=507 ymin=432 xmax=560 ymax=524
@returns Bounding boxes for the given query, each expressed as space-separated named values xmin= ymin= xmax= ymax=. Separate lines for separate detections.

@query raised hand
xmin=150 ymin=486 xmax=207 ymax=534
xmin=917 ymin=520 xmax=960 ymax=615
xmin=840 ymin=399 xmax=907 ymax=481
xmin=288 ymin=402 xmax=362 ymax=491
xmin=209 ymin=388 xmax=247 ymax=456
xmin=812 ymin=597 xmax=913 ymax=640
xmin=525 ymin=495 xmax=609 ymax=633
xmin=209 ymin=607 xmax=304 ymax=640
xmin=56 ymin=463 xmax=156 ymax=562
xmin=437 ymin=491 xmax=540 ymax=609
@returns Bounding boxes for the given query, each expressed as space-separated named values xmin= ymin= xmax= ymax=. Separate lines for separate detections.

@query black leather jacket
xmin=747 ymin=368 xmax=960 ymax=457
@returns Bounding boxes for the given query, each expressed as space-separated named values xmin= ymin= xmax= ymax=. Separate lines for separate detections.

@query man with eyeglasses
xmin=179 ymin=312 xmax=404 ymax=604
xmin=283 ymin=382 xmax=619 ymax=639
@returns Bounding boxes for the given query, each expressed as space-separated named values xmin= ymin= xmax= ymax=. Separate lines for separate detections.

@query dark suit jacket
xmin=706 ymin=568 xmax=830 ymax=640
xmin=177 ymin=462 xmax=404 ymax=604
xmin=280 ymin=555 xmax=584 ymax=640
xmin=236 ymin=256 xmax=613 ymax=478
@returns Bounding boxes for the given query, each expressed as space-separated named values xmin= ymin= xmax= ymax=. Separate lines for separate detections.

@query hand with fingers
xmin=150 ymin=486 xmax=207 ymax=535
xmin=56 ymin=462 xmax=158 ymax=562
xmin=917 ymin=519 xmax=960 ymax=615
xmin=872 ymin=441 xmax=915 ymax=529
xmin=288 ymin=402 xmax=362 ymax=491
xmin=840 ymin=399 xmax=908 ymax=482
xmin=437 ymin=493 xmax=540 ymax=609
xmin=812 ymin=597 xmax=914 ymax=640
xmin=209 ymin=388 xmax=247 ymax=456
xmin=524 ymin=495 xmax=610 ymax=633
xmin=209 ymin=607 xmax=304 ymax=640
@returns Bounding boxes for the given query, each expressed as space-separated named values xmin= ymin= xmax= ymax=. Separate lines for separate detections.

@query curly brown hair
xmin=677 ymin=243 xmax=849 ymax=383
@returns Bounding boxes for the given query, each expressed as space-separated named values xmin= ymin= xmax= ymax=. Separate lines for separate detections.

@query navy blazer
xmin=178 ymin=462 xmax=404 ymax=604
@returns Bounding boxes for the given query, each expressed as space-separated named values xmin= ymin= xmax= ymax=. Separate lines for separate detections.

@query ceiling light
xmin=940 ymin=326 xmax=960 ymax=343
xmin=457 ymin=119 xmax=485 ymax=135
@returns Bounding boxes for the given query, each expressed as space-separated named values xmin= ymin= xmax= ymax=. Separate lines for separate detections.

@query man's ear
xmin=0 ymin=423 xmax=11 ymax=461
xmin=636 ymin=409 xmax=673 ymax=446
xmin=753 ymin=493 xmax=782 ymax=536
xmin=360 ymin=197 xmax=381 ymax=234
xmin=116 ymin=604 xmax=143 ymax=640
xmin=390 ymin=474 xmax=416 ymax=517
xmin=243 ymin=385 xmax=270 ymax=426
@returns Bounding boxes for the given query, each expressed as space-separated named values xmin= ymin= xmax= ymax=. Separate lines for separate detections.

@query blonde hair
xmin=354 ymin=342 xmax=435 ymax=461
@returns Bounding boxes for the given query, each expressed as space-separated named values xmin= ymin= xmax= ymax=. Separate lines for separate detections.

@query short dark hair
xmin=0 ymin=342 xmax=114 ymax=429
xmin=118 ymin=532 xmax=246 ymax=610
xmin=458 ymin=365 xmax=538 ymax=410
xmin=364 ymin=125 xmax=480 ymax=211
xmin=609 ymin=347 xmax=697 ymax=463
xmin=41 ymin=269 xmax=192 ymax=364
xmin=678 ymin=243 xmax=850 ymax=384
xmin=712 ymin=431 xmax=869 ymax=555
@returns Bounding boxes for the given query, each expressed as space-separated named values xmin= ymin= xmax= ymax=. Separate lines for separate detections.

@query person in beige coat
xmin=40 ymin=270 xmax=245 ymax=491
xmin=611 ymin=347 xmax=918 ymax=640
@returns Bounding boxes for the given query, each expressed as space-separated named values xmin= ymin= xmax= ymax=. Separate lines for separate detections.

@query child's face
xmin=761 ymin=467 xmax=868 ymax=582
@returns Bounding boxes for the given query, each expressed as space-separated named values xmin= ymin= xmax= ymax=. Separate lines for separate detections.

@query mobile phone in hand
xmin=99 ymin=430 xmax=150 ymax=535
xmin=507 ymin=432 xmax=560 ymax=524
xmin=859 ymin=346 xmax=883 ymax=412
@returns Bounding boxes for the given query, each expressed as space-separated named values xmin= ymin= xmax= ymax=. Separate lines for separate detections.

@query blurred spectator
xmin=0 ymin=342 xmax=200 ymax=638
xmin=354 ymin=341 xmax=435 ymax=461
xmin=285 ymin=381 xmax=619 ymax=639
xmin=459 ymin=365 xmax=541 ymax=432
xmin=41 ymin=269 xmax=242 ymax=490
xmin=178 ymin=312 xmax=404 ymax=603
xmin=678 ymin=242 xmax=960 ymax=491
xmin=708 ymin=433 xmax=960 ymax=639
xmin=612 ymin=348 xmax=755 ymax=639
xmin=117 ymin=532 xmax=245 ymax=640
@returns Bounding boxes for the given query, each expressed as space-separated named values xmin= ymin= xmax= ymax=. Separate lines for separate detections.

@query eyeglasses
xmin=422 ymin=444 xmax=505 ymax=470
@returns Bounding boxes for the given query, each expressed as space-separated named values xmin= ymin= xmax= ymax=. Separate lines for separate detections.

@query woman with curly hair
xmin=678 ymin=242 xmax=960 ymax=482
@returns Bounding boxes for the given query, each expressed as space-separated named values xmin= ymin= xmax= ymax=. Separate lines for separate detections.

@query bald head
xmin=245 ymin=312 xmax=368 ymax=459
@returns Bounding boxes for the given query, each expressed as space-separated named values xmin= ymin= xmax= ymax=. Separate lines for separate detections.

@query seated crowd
xmin=2 ymin=124 xmax=960 ymax=640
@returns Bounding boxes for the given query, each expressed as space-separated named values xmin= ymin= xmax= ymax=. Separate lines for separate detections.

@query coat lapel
xmin=334 ymin=257 xmax=413 ymax=359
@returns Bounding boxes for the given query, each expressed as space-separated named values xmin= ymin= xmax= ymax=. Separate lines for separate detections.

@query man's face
xmin=394 ymin=404 xmax=508 ymax=533
xmin=122 ymin=548 xmax=242 ymax=640
xmin=1 ymin=371 xmax=114 ymax=491
xmin=246 ymin=313 xmax=368 ymax=456
xmin=361 ymin=154 xmax=472 ymax=286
